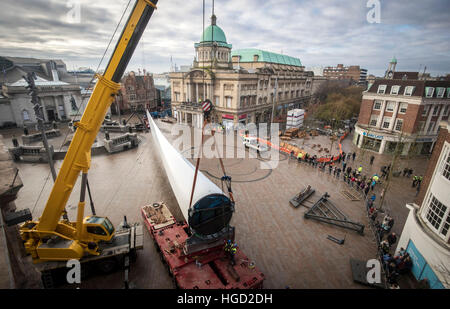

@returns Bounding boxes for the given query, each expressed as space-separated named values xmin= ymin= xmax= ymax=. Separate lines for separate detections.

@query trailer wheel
xmin=97 ymin=258 xmax=118 ymax=274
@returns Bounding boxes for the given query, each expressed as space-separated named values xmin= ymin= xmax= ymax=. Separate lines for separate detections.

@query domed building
xmin=170 ymin=15 xmax=314 ymax=129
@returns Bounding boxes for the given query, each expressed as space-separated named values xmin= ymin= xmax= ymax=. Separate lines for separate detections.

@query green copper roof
xmin=231 ymin=49 xmax=302 ymax=67
xmin=200 ymin=25 xmax=227 ymax=44
xmin=391 ymin=56 xmax=397 ymax=64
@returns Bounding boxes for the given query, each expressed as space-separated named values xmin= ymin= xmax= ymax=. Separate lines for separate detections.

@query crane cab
xmin=83 ymin=216 xmax=115 ymax=242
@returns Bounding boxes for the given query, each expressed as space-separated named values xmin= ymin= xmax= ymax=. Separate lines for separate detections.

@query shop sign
xmin=222 ymin=114 xmax=234 ymax=120
xmin=362 ymin=131 xmax=384 ymax=139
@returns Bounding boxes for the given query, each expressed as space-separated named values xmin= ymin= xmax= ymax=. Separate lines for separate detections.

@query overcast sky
xmin=1 ymin=0 xmax=450 ymax=77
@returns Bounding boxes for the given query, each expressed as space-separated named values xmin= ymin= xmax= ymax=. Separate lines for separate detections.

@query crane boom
xmin=20 ymin=0 xmax=158 ymax=263
xmin=38 ymin=0 xmax=158 ymax=232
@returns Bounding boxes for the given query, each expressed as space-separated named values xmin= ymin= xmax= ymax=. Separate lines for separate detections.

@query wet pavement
xmin=0 ymin=120 xmax=429 ymax=289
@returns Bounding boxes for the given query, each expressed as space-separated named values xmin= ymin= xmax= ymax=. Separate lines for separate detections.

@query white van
xmin=243 ymin=136 xmax=269 ymax=153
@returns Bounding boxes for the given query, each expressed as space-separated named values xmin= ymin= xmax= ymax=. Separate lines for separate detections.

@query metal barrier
xmin=104 ymin=133 xmax=139 ymax=153
xmin=8 ymin=145 xmax=54 ymax=162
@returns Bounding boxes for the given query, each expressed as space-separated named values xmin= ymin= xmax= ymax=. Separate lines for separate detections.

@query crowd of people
xmin=292 ymin=147 xmax=419 ymax=288
xmin=294 ymin=150 xmax=384 ymax=198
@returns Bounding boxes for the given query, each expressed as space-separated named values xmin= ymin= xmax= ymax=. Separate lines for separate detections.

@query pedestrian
xmin=366 ymin=198 xmax=374 ymax=211
xmin=328 ymin=163 xmax=333 ymax=175
xmin=412 ymin=175 xmax=418 ymax=187
xmin=403 ymin=168 xmax=408 ymax=177
xmin=364 ymin=183 xmax=370 ymax=196
xmin=352 ymin=152 xmax=356 ymax=161
xmin=370 ymin=155 xmax=375 ymax=165
xmin=407 ymin=168 xmax=413 ymax=178
xmin=336 ymin=168 xmax=341 ymax=178
xmin=357 ymin=165 xmax=363 ymax=175
xmin=370 ymin=194 xmax=376 ymax=203
xmin=347 ymin=166 xmax=352 ymax=175
xmin=338 ymin=154 xmax=342 ymax=163
xmin=342 ymin=151 xmax=346 ymax=162
xmin=371 ymin=179 xmax=376 ymax=191
xmin=342 ymin=161 xmax=347 ymax=171
xmin=333 ymin=166 xmax=337 ymax=176
xmin=297 ymin=152 xmax=303 ymax=162
xmin=387 ymin=232 xmax=397 ymax=246
xmin=12 ymin=135 xmax=19 ymax=148
xmin=347 ymin=153 xmax=351 ymax=161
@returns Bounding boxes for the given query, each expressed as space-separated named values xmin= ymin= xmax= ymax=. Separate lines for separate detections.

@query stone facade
xmin=0 ymin=56 xmax=83 ymax=128
xmin=169 ymin=15 xmax=313 ymax=129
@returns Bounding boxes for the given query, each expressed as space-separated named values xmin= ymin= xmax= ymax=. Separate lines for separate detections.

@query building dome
xmin=390 ymin=56 xmax=397 ymax=64
xmin=200 ymin=15 xmax=227 ymax=44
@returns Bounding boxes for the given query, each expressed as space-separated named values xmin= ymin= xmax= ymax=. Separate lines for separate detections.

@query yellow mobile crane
xmin=19 ymin=0 xmax=158 ymax=286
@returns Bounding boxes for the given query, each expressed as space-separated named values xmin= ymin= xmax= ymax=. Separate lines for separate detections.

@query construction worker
xmin=412 ymin=175 xmax=418 ymax=187
xmin=297 ymin=152 xmax=303 ymax=162
xmin=358 ymin=165 xmax=363 ymax=175
xmin=230 ymin=243 xmax=238 ymax=265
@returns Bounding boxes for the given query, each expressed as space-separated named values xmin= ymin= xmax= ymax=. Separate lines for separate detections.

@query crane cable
xmin=31 ymin=0 xmax=134 ymax=216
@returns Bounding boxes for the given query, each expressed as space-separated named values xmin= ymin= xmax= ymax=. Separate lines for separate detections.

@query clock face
xmin=388 ymin=71 xmax=393 ymax=77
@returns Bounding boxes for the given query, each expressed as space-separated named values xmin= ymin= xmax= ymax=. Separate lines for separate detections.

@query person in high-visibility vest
xmin=358 ymin=165 xmax=363 ymax=174
xmin=230 ymin=243 xmax=238 ymax=265
xmin=297 ymin=152 xmax=303 ymax=162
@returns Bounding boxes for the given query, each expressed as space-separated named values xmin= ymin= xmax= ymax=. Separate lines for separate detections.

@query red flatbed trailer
xmin=141 ymin=203 xmax=265 ymax=289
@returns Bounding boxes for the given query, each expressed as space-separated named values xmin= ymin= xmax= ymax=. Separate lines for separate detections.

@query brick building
xmin=323 ymin=64 xmax=367 ymax=86
xmin=114 ymin=71 xmax=158 ymax=113
xmin=396 ymin=121 xmax=450 ymax=288
xmin=353 ymin=60 xmax=450 ymax=155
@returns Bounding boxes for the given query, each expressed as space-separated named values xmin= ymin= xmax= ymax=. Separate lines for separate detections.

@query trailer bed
xmin=141 ymin=203 xmax=264 ymax=289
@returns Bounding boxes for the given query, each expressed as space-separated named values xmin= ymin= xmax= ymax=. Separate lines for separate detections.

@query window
xmin=214 ymin=96 xmax=220 ymax=107
xmin=447 ymin=88 xmax=450 ymax=98
xmin=382 ymin=117 xmax=391 ymax=129
xmin=373 ymin=100 xmax=382 ymax=110
xmin=399 ymin=103 xmax=408 ymax=114
xmin=386 ymin=101 xmax=395 ymax=112
xmin=226 ymin=96 xmax=232 ymax=108
xmin=377 ymin=85 xmax=387 ymax=94
xmin=174 ymin=92 xmax=180 ymax=102
xmin=443 ymin=150 xmax=450 ymax=181
xmin=436 ymin=87 xmax=445 ymax=98
xmin=422 ymin=105 xmax=429 ymax=117
xmin=87 ymin=226 xmax=107 ymax=236
xmin=22 ymin=110 xmax=30 ymax=121
xmin=369 ymin=115 xmax=378 ymax=126
xmin=426 ymin=87 xmax=435 ymax=98
xmin=416 ymin=121 xmax=425 ymax=133
xmin=424 ymin=195 xmax=450 ymax=237
xmin=427 ymin=121 xmax=435 ymax=133
xmin=394 ymin=119 xmax=403 ymax=131
xmin=390 ymin=85 xmax=400 ymax=95
xmin=433 ymin=105 xmax=440 ymax=116
xmin=444 ymin=105 xmax=449 ymax=116
xmin=404 ymin=86 xmax=415 ymax=96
